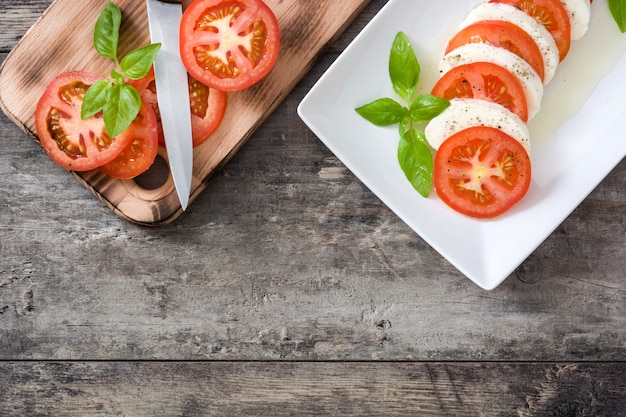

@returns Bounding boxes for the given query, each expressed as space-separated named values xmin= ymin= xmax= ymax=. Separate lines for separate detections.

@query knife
xmin=146 ymin=0 xmax=193 ymax=211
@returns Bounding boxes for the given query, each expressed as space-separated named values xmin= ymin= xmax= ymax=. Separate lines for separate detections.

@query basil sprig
xmin=355 ymin=32 xmax=448 ymax=197
xmin=609 ymin=0 xmax=626 ymax=33
xmin=81 ymin=2 xmax=161 ymax=138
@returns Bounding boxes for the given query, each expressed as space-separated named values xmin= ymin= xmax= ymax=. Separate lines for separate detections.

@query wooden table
xmin=1 ymin=1 xmax=625 ymax=415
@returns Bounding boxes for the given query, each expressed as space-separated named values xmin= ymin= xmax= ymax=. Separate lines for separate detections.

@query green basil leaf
xmin=399 ymin=115 xmax=410 ymax=137
xmin=94 ymin=2 xmax=122 ymax=61
xmin=410 ymin=94 xmax=450 ymax=124
xmin=398 ymin=127 xmax=433 ymax=197
xmin=103 ymin=83 xmax=142 ymax=137
xmin=389 ymin=32 xmax=420 ymax=102
xmin=609 ymin=0 xmax=626 ymax=33
xmin=81 ymin=79 xmax=112 ymax=119
xmin=110 ymin=69 xmax=125 ymax=85
xmin=121 ymin=43 xmax=161 ymax=80
xmin=355 ymin=98 xmax=408 ymax=126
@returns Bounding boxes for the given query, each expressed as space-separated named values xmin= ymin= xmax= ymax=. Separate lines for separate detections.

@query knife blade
xmin=146 ymin=0 xmax=192 ymax=211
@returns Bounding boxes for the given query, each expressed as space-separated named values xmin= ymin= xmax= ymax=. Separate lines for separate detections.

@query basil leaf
xmin=81 ymin=79 xmax=112 ymax=119
xmin=355 ymin=98 xmax=408 ymax=126
xmin=110 ymin=69 xmax=125 ymax=85
xmin=103 ymin=84 xmax=142 ymax=137
xmin=398 ymin=127 xmax=433 ymax=197
xmin=94 ymin=2 xmax=122 ymax=61
xmin=389 ymin=32 xmax=420 ymax=102
xmin=410 ymin=94 xmax=450 ymax=124
xmin=609 ymin=0 xmax=626 ymax=33
xmin=121 ymin=43 xmax=161 ymax=80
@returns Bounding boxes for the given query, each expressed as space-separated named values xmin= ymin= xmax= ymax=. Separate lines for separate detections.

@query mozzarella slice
xmin=440 ymin=43 xmax=543 ymax=120
xmin=459 ymin=2 xmax=560 ymax=84
xmin=560 ymin=0 xmax=591 ymax=40
xmin=425 ymin=98 xmax=531 ymax=154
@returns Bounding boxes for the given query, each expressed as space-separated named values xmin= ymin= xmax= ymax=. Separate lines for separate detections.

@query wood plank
xmin=0 ymin=362 xmax=625 ymax=416
xmin=0 ymin=0 xmax=370 ymax=225
xmin=1 ymin=2 xmax=624 ymax=363
xmin=0 ymin=1 xmax=52 ymax=52
xmin=1 ymin=48 xmax=625 ymax=362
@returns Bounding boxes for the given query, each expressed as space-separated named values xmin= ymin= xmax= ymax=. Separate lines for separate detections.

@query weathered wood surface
xmin=1 ymin=362 xmax=625 ymax=416
xmin=1 ymin=0 xmax=625 ymax=415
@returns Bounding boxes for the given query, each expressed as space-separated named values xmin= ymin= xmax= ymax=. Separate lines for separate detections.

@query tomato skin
xmin=180 ymin=0 xmax=280 ymax=91
xmin=490 ymin=0 xmax=571 ymax=60
xmin=445 ymin=20 xmax=545 ymax=81
xmin=431 ymin=62 xmax=529 ymax=122
xmin=434 ymin=126 xmax=532 ymax=219
xmin=35 ymin=71 xmax=136 ymax=172
xmin=130 ymin=67 xmax=227 ymax=147
xmin=188 ymin=77 xmax=227 ymax=147
xmin=98 ymin=100 xmax=159 ymax=179
xmin=130 ymin=69 xmax=165 ymax=147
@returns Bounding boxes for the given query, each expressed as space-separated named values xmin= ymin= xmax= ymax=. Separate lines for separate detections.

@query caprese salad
xmin=425 ymin=0 xmax=593 ymax=218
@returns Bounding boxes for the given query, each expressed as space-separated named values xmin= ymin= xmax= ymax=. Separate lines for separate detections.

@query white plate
xmin=298 ymin=0 xmax=626 ymax=290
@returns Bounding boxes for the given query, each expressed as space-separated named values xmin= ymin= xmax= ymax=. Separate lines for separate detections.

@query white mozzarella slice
xmin=560 ymin=0 xmax=591 ymax=40
xmin=440 ymin=43 xmax=543 ymax=120
xmin=425 ymin=98 xmax=531 ymax=154
xmin=459 ymin=2 xmax=560 ymax=84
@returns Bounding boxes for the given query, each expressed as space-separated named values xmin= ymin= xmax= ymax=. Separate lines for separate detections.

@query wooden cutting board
xmin=0 ymin=0 xmax=370 ymax=225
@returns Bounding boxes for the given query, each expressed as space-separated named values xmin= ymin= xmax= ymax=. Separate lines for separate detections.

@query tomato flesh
xmin=434 ymin=126 xmax=532 ymax=218
xmin=446 ymin=20 xmax=545 ymax=81
xmin=98 ymin=100 xmax=159 ymax=179
xmin=131 ymin=67 xmax=227 ymax=147
xmin=188 ymin=76 xmax=227 ymax=147
xmin=180 ymin=0 xmax=280 ymax=91
xmin=35 ymin=71 xmax=136 ymax=172
xmin=432 ymin=62 xmax=529 ymax=122
xmin=490 ymin=0 xmax=571 ymax=60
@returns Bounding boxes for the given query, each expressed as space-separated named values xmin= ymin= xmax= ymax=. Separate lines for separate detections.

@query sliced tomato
xmin=131 ymin=67 xmax=227 ymax=147
xmin=130 ymin=68 xmax=165 ymax=147
xmin=98 ymin=101 xmax=159 ymax=179
xmin=431 ymin=62 xmax=529 ymax=122
xmin=188 ymin=76 xmax=227 ymax=147
xmin=434 ymin=126 xmax=532 ymax=218
xmin=445 ymin=20 xmax=545 ymax=81
xmin=35 ymin=71 xmax=138 ymax=172
xmin=180 ymin=0 xmax=280 ymax=91
xmin=490 ymin=0 xmax=571 ymax=60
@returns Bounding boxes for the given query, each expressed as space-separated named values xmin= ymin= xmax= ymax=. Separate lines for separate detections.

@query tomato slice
xmin=446 ymin=20 xmax=545 ymax=81
xmin=490 ymin=0 xmax=571 ymax=60
xmin=98 ymin=102 xmax=159 ymax=179
xmin=188 ymin=76 xmax=228 ymax=147
xmin=432 ymin=62 xmax=529 ymax=122
xmin=131 ymin=67 xmax=227 ymax=147
xmin=180 ymin=0 xmax=280 ymax=91
xmin=35 ymin=71 xmax=134 ymax=171
xmin=434 ymin=126 xmax=532 ymax=218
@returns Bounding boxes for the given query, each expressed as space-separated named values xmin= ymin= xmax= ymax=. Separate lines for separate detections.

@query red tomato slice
xmin=35 ymin=71 xmax=140 ymax=172
xmin=188 ymin=77 xmax=228 ymax=147
xmin=434 ymin=126 xmax=532 ymax=218
xmin=432 ymin=62 xmax=529 ymax=122
xmin=98 ymin=101 xmax=159 ymax=179
xmin=179 ymin=0 xmax=280 ymax=91
xmin=131 ymin=68 xmax=227 ymax=147
xmin=446 ymin=20 xmax=545 ymax=81
xmin=490 ymin=0 xmax=571 ymax=60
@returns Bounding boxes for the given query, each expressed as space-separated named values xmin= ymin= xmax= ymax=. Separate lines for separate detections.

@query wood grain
xmin=1 ymin=362 xmax=625 ymax=416
xmin=1 ymin=1 xmax=625 ymax=415
xmin=0 ymin=0 xmax=370 ymax=225
xmin=1 ymin=74 xmax=625 ymax=362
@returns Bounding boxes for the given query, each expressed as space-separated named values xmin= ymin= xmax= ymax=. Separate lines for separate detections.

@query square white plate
xmin=298 ymin=0 xmax=626 ymax=290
